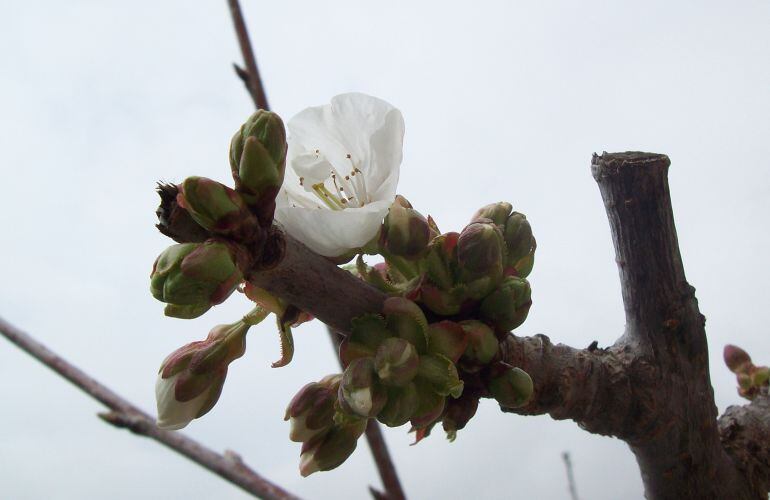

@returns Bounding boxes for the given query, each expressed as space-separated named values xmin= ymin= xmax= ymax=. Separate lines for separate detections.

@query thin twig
xmin=227 ymin=0 xmax=270 ymax=110
xmin=561 ymin=452 xmax=579 ymax=500
xmin=0 ymin=316 xmax=300 ymax=500
xmin=327 ymin=328 xmax=407 ymax=500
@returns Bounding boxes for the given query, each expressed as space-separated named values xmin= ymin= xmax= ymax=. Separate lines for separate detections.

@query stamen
xmin=312 ymin=183 xmax=345 ymax=210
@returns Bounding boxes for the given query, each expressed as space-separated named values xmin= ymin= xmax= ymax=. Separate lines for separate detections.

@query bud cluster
xmin=151 ymin=111 xmax=289 ymax=319
xmin=287 ymin=296 xmax=534 ymax=474
xmin=724 ymin=344 xmax=769 ymax=400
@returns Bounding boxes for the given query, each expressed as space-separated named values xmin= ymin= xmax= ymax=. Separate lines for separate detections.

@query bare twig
xmin=227 ymin=0 xmax=270 ymax=110
xmin=327 ymin=328 xmax=408 ymax=500
xmin=0 ymin=316 xmax=300 ymax=500
xmin=561 ymin=452 xmax=579 ymax=500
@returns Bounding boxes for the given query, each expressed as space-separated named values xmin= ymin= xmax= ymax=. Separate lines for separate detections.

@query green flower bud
xmin=488 ymin=367 xmax=533 ymax=408
xmin=339 ymin=358 xmax=387 ymax=418
xmin=472 ymin=202 xmax=512 ymax=227
xmin=299 ymin=419 xmax=367 ymax=477
xmin=379 ymin=196 xmax=434 ymax=260
xmin=150 ymin=240 xmax=244 ymax=319
xmin=374 ymin=338 xmax=420 ymax=387
xmin=410 ymin=380 xmax=446 ymax=430
xmin=229 ymin=110 xmax=287 ymax=222
xmin=479 ymin=276 xmax=532 ymax=332
xmin=751 ymin=366 xmax=769 ymax=387
xmin=421 ymin=232 xmax=459 ymax=290
xmin=378 ymin=382 xmax=419 ymax=427
xmin=417 ymin=354 xmax=464 ymax=398
xmin=456 ymin=219 xmax=504 ymax=295
xmin=383 ymin=297 xmax=429 ymax=353
xmin=504 ymin=212 xmax=536 ymax=278
xmin=442 ymin=393 xmax=480 ymax=441
xmin=427 ymin=321 xmax=468 ymax=363
xmin=737 ymin=372 xmax=752 ymax=390
xmin=285 ymin=375 xmax=340 ymax=443
xmin=723 ymin=344 xmax=752 ymax=374
xmin=178 ymin=176 xmax=259 ymax=241
xmin=419 ymin=283 xmax=463 ymax=316
xmin=339 ymin=314 xmax=391 ymax=367
xmin=459 ymin=320 xmax=499 ymax=368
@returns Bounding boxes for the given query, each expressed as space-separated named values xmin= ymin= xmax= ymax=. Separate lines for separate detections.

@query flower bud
xmin=285 ymin=375 xmax=340 ymax=442
xmin=479 ymin=276 xmax=532 ymax=332
xmin=374 ymin=338 xmax=420 ymax=387
xmin=421 ymin=232 xmax=459 ymax=290
xmin=378 ymin=383 xmax=420 ymax=427
xmin=456 ymin=219 xmax=504 ymax=293
xmin=442 ymin=393 xmax=479 ymax=441
xmin=339 ymin=314 xmax=391 ymax=367
xmin=472 ymin=202 xmax=512 ymax=227
xmin=177 ymin=176 xmax=259 ymax=241
xmin=155 ymin=322 xmax=249 ymax=429
xmin=723 ymin=344 xmax=752 ymax=373
xmin=459 ymin=320 xmax=499 ymax=368
xmin=379 ymin=196 xmax=434 ymax=260
xmin=229 ymin=110 xmax=287 ymax=222
xmin=299 ymin=419 xmax=367 ymax=477
xmin=150 ymin=240 xmax=244 ymax=319
xmin=751 ymin=366 xmax=769 ymax=387
xmin=419 ymin=283 xmax=463 ymax=316
xmin=339 ymin=358 xmax=387 ymax=418
xmin=427 ymin=321 xmax=468 ymax=363
xmin=488 ymin=366 xmax=534 ymax=409
xmin=410 ymin=380 xmax=446 ymax=430
xmin=504 ymin=212 xmax=536 ymax=278
xmin=383 ymin=297 xmax=429 ymax=353
xmin=417 ymin=354 xmax=464 ymax=398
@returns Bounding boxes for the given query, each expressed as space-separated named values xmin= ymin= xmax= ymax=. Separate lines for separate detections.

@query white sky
xmin=1 ymin=1 xmax=769 ymax=499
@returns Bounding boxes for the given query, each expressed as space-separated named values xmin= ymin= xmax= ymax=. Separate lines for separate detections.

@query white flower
xmin=155 ymin=372 xmax=220 ymax=430
xmin=274 ymin=93 xmax=405 ymax=258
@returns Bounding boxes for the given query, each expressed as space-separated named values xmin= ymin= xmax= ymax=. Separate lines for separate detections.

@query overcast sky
xmin=1 ymin=1 xmax=769 ymax=499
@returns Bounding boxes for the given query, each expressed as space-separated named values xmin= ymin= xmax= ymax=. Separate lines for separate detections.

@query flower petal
xmin=275 ymin=199 xmax=391 ymax=257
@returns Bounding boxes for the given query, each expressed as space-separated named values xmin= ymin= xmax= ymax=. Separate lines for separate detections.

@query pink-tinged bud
xmin=479 ymin=276 xmax=532 ymax=332
xmin=472 ymin=202 xmax=512 ymax=227
xmin=177 ymin=176 xmax=260 ymax=241
xmin=457 ymin=219 xmax=505 ymax=283
xmin=150 ymin=240 xmax=245 ymax=319
xmin=374 ymin=338 xmax=420 ymax=387
xmin=723 ymin=344 xmax=752 ymax=373
xmin=383 ymin=297 xmax=429 ymax=353
xmin=459 ymin=320 xmax=499 ymax=369
xmin=285 ymin=375 xmax=340 ymax=442
xmin=298 ymin=419 xmax=367 ymax=477
xmin=378 ymin=383 xmax=420 ymax=427
xmin=427 ymin=321 xmax=468 ymax=363
xmin=442 ymin=393 xmax=480 ymax=441
xmin=155 ymin=322 xmax=249 ymax=429
xmin=488 ymin=366 xmax=533 ymax=409
xmin=380 ymin=196 xmax=435 ymax=260
xmin=339 ymin=358 xmax=387 ymax=418
xmin=417 ymin=354 xmax=464 ymax=398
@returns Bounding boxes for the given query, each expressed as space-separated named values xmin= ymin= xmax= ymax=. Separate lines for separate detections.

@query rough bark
xmin=155 ymin=152 xmax=769 ymax=499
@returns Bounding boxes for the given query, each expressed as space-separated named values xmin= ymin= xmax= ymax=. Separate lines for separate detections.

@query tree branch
xmin=226 ymin=0 xmax=269 ymax=110
xmin=719 ymin=393 xmax=770 ymax=495
xmin=592 ymin=152 xmax=756 ymax=499
xmin=0 ymin=316 xmax=300 ymax=500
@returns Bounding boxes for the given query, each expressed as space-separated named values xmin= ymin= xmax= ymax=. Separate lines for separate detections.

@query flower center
xmin=294 ymin=150 xmax=370 ymax=210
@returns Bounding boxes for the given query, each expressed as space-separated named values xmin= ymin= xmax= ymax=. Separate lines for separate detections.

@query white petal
xmin=275 ymin=199 xmax=391 ymax=257
xmin=155 ymin=374 xmax=210 ymax=430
